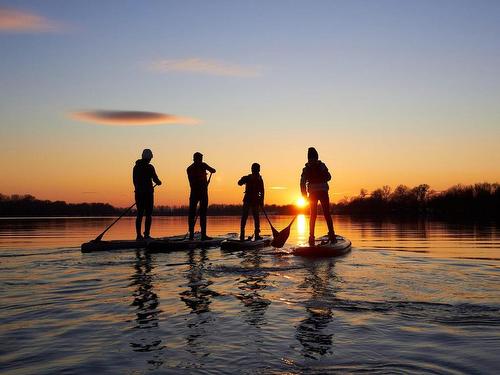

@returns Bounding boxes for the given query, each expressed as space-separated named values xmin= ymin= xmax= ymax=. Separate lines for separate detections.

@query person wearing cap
xmin=238 ymin=163 xmax=265 ymax=241
xmin=133 ymin=149 xmax=162 ymax=240
xmin=186 ymin=152 xmax=216 ymax=240
xmin=300 ymin=147 xmax=336 ymax=246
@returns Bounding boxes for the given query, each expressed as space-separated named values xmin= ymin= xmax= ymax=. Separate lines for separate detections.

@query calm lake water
xmin=1 ymin=215 xmax=499 ymax=374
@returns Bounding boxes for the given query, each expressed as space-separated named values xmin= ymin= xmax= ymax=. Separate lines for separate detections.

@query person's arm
xmin=151 ymin=165 xmax=162 ymax=186
xmin=322 ymin=163 xmax=331 ymax=182
xmin=259 ymin=177 xmax=265 ymax=205
xmin=133 ymin=166 xmax=138 ymax=189
xmin=238 ymin=175 xmax=248 ymax=186
xmin=186 ymin=166 xmax=194 ymax=186
xmin=204 ymin=163 xmax=216 ymax=174
xmin=300 ymin=168 xmax=308 ymax=197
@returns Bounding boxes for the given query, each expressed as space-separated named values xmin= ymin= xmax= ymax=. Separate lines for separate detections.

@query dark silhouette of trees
xmin=153 ymin=203 xmax=304 ymax=216
xmin=335 ymin=182 xmax=498 ymax=218
xmin=0 ymin=194 xmax=304 ymax=217
xmin=0 ymin=194 xmax=116 ymax=216
xmin=1 ymin=182 xmax=498 ymax=218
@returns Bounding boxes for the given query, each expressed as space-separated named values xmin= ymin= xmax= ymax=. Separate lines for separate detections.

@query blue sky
xmin=1 ymin=0 xmax=499 ymax=205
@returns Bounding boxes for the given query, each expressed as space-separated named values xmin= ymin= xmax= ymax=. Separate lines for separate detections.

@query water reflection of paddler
xmin=238 ymin=163 xmax=265 ymax=241
xmin=129 ymin=250 xmax=163 ymax=354
xmin=296 ymin=260 xmax=336 ymax=360
xmin=300 ymin=147 xmax=336 ymax=246
xmin=133 ymin=149 xmax=162 ymax=240
xmin=236 ymin=248 xmax=270 ymax=326
xmin=180 ymin=249 xmax=219 ymax=355
xmin=179 ymin=249 xmax=217 ymax=314
xmin=186 ymin=152 xmax=216 ymax=241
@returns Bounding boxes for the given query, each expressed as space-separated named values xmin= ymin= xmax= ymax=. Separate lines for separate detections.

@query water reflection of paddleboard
xmin=292 ymin=235 xmax=352 ymax=257
xmin=220 ymin=236 xmax=272 ymax=251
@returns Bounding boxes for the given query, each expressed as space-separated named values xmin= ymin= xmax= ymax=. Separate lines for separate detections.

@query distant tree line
xmin=153 ymin=204 xmax=302 ymax=216
xmin=0 ymin=194 xmax=302 ymax=217
xmin=0 ymin=194 xmax=116 ymax=216
xmin=334 ymin=182 xmax=499 ymax=218
xmin=1 ymin=182 xmax=498 ymax=218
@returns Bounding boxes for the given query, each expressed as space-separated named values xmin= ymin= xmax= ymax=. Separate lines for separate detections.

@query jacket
xmin=187 ymin=162 xmax=216 ymax=190
xmin=300 ymin=160 xmax=331 ymax=195
xmin=238 ymin=173 xmax=265 ymax=204
xmin=133 ymin=159 xmax=161 ymax=193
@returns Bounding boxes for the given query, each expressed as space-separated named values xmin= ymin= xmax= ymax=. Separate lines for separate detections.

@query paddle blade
xmin=271 ymin=216 xmax=296 ymax=248
xmin=271 ymin=226 xmax=280 ymax=238
xmin=271 ymin=227 xmax=290 ymax=248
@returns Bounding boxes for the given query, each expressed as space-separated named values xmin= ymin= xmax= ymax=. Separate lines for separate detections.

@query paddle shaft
xmin=260 ymin=203 xmax=277 ymax=232
xmin=95 ymin=184 xmax=157 ymax=241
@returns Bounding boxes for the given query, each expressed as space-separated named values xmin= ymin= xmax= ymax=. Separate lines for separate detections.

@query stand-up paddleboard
xmin=292 ymin=235 xmax=352 ymax=257
xmin=81 ymin=233 xmax=226 ymax=253
xmin=81 ymin=238 xmax=152 ymax=253
xmin=146 ymin=234 xmax=235 ymax=253
xmin=220 ymin=236 xmax=272 ymax=251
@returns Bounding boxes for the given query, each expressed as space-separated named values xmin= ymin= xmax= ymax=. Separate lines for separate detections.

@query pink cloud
xmin=151 ymin=58 xmax=262 ymax=77
xmin=0 ymin=7 xmax=61 ymax=33
xmin=70 ymin=110 xmax=200 ymax=126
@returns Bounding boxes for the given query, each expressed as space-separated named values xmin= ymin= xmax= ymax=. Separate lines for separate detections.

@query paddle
xmin=260 ymin=204 xmax=296 ymax=248
xmin=94 ymin=184 xmax=157 ymax=242
xmin=183 ymin=172 xmax=213 ymax=240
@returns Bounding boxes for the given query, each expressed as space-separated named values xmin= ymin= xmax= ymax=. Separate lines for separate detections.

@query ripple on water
xmin=0 ymin=217 xmax=499 ymax=374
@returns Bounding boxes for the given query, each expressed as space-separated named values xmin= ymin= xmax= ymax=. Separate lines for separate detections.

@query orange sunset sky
xmin=1 ymin=2 xmax=499 ymax=206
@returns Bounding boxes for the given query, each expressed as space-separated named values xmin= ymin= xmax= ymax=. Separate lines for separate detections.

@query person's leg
xmin=135 ymin=192 xmax=144 ymax=239
xmin=200 ymin=190 xmax=210 ymax=239
xmin=309 ymin=193 xmax=318 ymax=246
xmin=252 ymin=204 xmax=261 ymax=239
xmin=144 ymin=192 xmax=154 ymax=238
xmin=319 ymin=191 xmax=336 ymax=242
xmin=240 ymin=202 xmax=250 ymax=240
xmin=188 ymin=193 xmax=198 ymax=239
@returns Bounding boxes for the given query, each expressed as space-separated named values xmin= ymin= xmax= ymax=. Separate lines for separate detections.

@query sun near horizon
xmin=295 ymin=197 xmax=308 ymax=208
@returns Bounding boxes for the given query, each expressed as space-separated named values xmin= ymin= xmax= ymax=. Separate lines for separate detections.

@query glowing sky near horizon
xmin=1 ymin=1 xmax=499 ymax=206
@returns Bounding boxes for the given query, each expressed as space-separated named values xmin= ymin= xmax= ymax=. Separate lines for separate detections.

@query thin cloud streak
xmin=270 ymin=186 xmax=288 ymax=190
xmin=151 ymin=58 xmax=262 ymax=77
xmin=0 ymin=7 xmax=62 ymax=33
xmin=70 ymin=110 xmax=200 ymax=126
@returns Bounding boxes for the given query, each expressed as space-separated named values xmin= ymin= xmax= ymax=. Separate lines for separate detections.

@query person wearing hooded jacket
xmin=133 ymin=149 xmax=161 ymax=240
xmin=300 ymin=147 xmax=336 ymax=246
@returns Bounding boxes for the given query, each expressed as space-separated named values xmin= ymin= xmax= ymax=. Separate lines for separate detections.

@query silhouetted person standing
xmin=187 ymin=152 xmax=216 ymax=240
xmin=300 ymin=147 xmax=336 ymax=246
xmin=133 ymin=149 xmax=161 ymax=240
xmin=238 ymin=163 xmax=264 ymax=241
